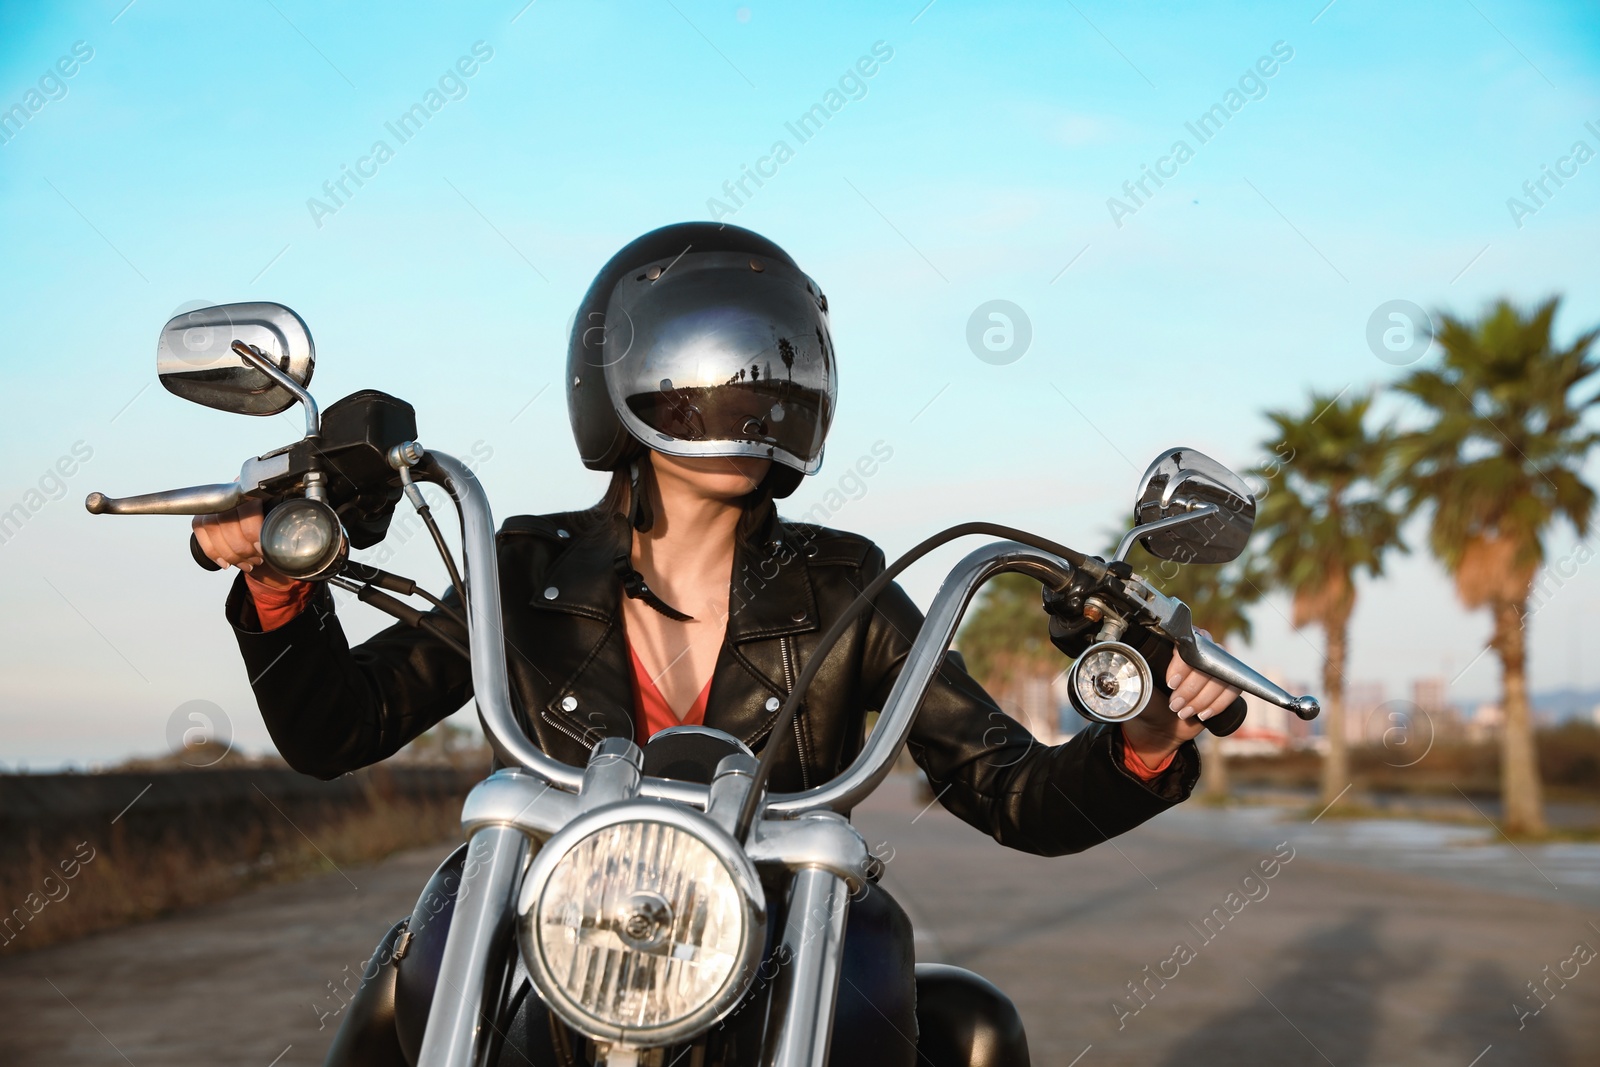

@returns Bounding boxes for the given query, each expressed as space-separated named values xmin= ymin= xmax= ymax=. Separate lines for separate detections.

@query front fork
xmin=760 ymin=867 xmax=854 ymax=1067
xmin=416 ymin=824 xmax=529 ymax=1067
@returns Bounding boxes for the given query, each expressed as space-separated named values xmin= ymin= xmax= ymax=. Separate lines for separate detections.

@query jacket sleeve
xmin=858 ymin=548 xmax=1199 ymax=857
xmin=226 ymin=574 xmax=472 ymax=780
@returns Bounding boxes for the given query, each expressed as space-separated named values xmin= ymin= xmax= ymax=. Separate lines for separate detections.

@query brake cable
xmin=341 ymin=560 xmax=468 ymax=630
xmin=328 ymin=574 xmax=470 ymax=659
xmin=733 ymin=523 xmax=1089 ymax=841
xmin=401 ymin=457 xmax=468 ymax=609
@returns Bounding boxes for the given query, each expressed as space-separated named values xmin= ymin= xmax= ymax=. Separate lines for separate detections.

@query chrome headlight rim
xmin=1067 ymin=639 xmax=1154 ymax=723
xmin=515 ymin=800 xmax=767 ymax=1048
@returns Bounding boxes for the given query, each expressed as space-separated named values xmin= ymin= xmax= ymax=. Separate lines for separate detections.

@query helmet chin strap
xmin=614 ymin=458 xmax=695 ymax=622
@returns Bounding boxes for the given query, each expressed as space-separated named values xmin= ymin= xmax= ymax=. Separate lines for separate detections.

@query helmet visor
xmin=599 ymin=251 xmax=835 ymax=474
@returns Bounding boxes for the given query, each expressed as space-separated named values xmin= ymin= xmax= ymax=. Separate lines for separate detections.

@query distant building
xmin=1414 ymin=676 xmax=1449 ymax=714
xmin=1467 ymin=702 xmax=1504 ymax=743
xmin=1345 ymin=682 xmax=1386 ymax=743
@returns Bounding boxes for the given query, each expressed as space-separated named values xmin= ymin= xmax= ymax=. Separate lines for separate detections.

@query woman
xmin=194 ymin=223 xmax=1240 ymax=1066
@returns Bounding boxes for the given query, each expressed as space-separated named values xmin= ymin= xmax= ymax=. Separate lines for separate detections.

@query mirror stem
xmin=1113 ymin=503 xmax=1221 ymax=563
xmin=232 ymin=340 xmax=321 ymax=437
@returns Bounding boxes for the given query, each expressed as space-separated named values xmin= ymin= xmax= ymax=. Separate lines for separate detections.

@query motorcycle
xmin=86 ymin=302 xmax=1319 ymax=1067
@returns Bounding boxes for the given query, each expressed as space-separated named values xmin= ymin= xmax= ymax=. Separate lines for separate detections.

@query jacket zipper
xmin=541 ymin=705 xmax=597 ymax=749
xmin=780 ymin=636 xmax=813 ymax=790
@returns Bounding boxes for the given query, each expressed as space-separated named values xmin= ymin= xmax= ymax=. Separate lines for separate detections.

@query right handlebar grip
xmin=190 ymin=533 xmax=223 ymax=571
xmin=1203 ymin=696 xmax=1248 ymax=737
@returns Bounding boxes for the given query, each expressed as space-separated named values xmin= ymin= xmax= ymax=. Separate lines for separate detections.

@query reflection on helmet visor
xmin=604 ymin=254 xmax=835 ymax=473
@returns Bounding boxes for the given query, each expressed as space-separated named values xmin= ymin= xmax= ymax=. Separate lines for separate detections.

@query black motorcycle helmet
xmin=567 ymin=223 xmax=836 ymax=500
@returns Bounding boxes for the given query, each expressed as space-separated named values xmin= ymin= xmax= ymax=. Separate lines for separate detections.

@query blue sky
xmin=2 ymin=0 xmax=1598 ymax=767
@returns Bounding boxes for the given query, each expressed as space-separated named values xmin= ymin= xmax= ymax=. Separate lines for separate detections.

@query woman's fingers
xmin=1166 ymin=643 xmax=1239 ymax=720
xmin=190 ymin=505 xmax=265 ymax=570
xmin=1166 ymin=646 xmax=1195 ymax=688
xmin=237 ymin=498 xmax=265 ymax=536
xmin=1185 ymin=678 xmax=1228 ymax=717
xmin=1169 ymin=664 xmax=1212 ymax=714
xmin=214 ymin=515 xmax=258 ymax=565
xmin=192 ymin=514 xmax=227 ymax=568
xmin=1196 ymin=686 xmax=1244 ymax=720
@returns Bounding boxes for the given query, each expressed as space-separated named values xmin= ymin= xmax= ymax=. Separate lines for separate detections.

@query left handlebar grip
xmin=190 ymin=533 xmax=223 ymax=571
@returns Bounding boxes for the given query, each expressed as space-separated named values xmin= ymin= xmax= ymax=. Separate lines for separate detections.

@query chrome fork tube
xmin=416 ymin=824 xmax=529 ymax=1067
xmin=762 ymin=868 xmax=852 ymax=1067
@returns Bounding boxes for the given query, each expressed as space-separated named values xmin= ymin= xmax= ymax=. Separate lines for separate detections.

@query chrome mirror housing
xmin=157 ymin=302 xmax=315 ymax=416
xmin=1121 ymin=447 xmax=1256 ymax=565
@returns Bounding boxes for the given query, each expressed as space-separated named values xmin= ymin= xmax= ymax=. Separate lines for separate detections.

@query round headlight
xmin=259 ymin=498 xmax=347 ymax=580
xmin=1067 ymin=640 xmax=1153 ymax=723
xmin=517 ymin=809 xmax=764 ymax=1047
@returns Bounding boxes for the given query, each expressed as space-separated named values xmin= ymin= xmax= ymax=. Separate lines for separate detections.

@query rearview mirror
xmin=157 ymin=302 xmax=315 ymax=416
xmin=1126 ymin=447 xmax=1255 ymax=565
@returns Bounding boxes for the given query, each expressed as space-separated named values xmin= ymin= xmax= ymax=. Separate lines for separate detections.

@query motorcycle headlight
xmin=259 ymin=497 xmax=347 ymax=580
xmin=516 ymin=806 xmax=765 ymax=1047
xmin=1067 ymin=640 xmax=1153 ymax=723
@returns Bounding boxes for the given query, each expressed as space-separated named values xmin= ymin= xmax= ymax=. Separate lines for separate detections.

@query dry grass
xmin=1 ymin=774 xmax=469 ymax=956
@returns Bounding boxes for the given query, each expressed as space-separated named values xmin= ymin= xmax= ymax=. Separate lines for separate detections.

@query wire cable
xmin=734 ymin=523 xmax=1088 ymax=840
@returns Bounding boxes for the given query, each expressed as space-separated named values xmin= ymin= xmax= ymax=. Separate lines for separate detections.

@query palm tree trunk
xmin=1202 ymin=731 xmax=1230 ymax=799
xmin=1493 ymin=596 xmax=1547 ymax=835
xmin=1319 ymin=617 xmax=1350 ymax=807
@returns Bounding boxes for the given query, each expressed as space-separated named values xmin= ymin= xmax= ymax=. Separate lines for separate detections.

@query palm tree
xmin=1121 ymin=541 xmax=1266 ymax=798
xmin=1255 ymin=390 xmax=1406 ymax=807
xmin=1395 ymin=297 xmax=1600 ymax=836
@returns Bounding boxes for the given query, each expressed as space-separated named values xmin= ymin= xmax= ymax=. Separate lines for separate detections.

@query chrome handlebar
xmin=424 ymin=450 xmax=1096 ymax=815
xmin=89 ymin=445 xmax=1318 ymax=815
xmin=768 ymin=543 xmax=1074 ymax=816
xmin=417 ymin=454 xmax=591 ymax=793
xmin=420 ymin=455 xmax=1095 ymax=814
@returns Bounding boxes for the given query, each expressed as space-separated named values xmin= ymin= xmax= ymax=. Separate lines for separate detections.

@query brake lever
xmin=1145 ymin=592 xmax=1320 ymax=720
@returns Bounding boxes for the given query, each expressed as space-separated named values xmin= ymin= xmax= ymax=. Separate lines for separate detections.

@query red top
xmin=1121 ymin=737 xmax=1175 ymax=780
xmin=244 ymin=580 xmax=1174 ymax=778
xmin=246 ymin=574 xmax=315 ymax=631
xmin=627 ymin=641 xmax=711 ymax=745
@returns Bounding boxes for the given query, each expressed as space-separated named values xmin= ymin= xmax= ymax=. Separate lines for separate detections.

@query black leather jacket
xmin=227 ymin=506 xmax=1198 ymax=857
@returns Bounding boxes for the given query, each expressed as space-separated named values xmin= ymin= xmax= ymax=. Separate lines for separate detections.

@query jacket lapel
xmin=524 ymin=526 xmax=635 ymax=745
xmin=519 ymin=508 xmax=823 ymax=754
xmin=726 ymin=507 xmax=821 ymax=646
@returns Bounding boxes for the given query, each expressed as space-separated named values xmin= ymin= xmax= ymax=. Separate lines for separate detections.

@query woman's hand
xmin=1121 ymin=632 xmax=1241 ymax=767
xmin=191 ymin=500 xmax=298 ymax=591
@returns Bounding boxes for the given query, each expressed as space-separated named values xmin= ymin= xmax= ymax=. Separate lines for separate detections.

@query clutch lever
xmin=86 ymin=482 xmax=243 ymax=516
xmin=87 ymin=452 xmax=297 ymax=570
xmin=85 ymin=452 xmax=293 ymax=518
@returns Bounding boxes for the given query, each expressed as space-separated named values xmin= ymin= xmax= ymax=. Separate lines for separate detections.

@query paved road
xmin=856 ymin=780 xmax=1600 ymax=1067
xmin=3 ymin=777 xmax=1597 ymax=1066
